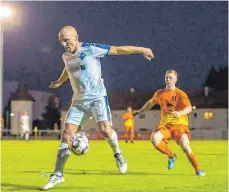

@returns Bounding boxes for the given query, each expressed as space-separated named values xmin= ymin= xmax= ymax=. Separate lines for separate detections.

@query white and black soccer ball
xmin=70 ymin=133 xmax=89 ymax=156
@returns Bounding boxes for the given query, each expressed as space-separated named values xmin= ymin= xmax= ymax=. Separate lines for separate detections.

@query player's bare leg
xmin=130 ymin=128 xmax=134 ymax=143
xmin=42 ymin=123 xmax=80 ymax=190
xmin=25 ymin=131 xmax=30 ymax=140
xmin=98 ymin=121 xmax=127 ymax=174
xmin=150 ymin=131 xmax=176 ymax=169
xmin=124 ymin=127 xmax=129 ymax=143
xmin=124 ymin=127 xmax=131 ymax=143
xmin=178 ymin=134 xmax=205 ymax=176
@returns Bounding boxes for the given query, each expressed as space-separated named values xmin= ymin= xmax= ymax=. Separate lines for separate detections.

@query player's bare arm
xmin=133 ymin=99 xmax=157 ymax=116
xmin=49 ymin=67 xmax=69 ymax=88
xmin=169 ymin=106 xmax=192 ymax=118
xmin=108 ymin=46 xmax=154 ymax=60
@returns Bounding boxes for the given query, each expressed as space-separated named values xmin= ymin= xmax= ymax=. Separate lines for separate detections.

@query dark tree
xmin=204 ymin=66 xmax=228 ymax=90
xmin=42 ymin=96 xmax=61 ymax=130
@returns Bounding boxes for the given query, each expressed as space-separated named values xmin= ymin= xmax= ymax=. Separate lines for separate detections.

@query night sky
xmin=3 ymin=1 xmax=228 ymax=105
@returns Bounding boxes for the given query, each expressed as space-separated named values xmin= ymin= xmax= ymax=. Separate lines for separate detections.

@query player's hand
xmin=170 ymin=111 xmax=181 ymax=118
xmin=49 ymin=80 xmax=62 ymax=88
xmin=132 ymin=111 xmax=140 ymax=117
xmin=142 ymin=48 xmax=154 ymax=61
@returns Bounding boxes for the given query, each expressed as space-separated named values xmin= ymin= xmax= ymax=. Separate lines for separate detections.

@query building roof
xmin=10 ymin=86 xmax=35 ymax=102
xmin=187 ymin=88 xmax=228 ymax=108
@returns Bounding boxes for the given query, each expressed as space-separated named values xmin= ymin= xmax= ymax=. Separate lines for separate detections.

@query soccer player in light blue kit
xmin=43 ymin=26 xmax=154 ymax=190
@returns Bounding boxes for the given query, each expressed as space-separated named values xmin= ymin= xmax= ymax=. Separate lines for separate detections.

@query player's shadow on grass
xmin=1 ymin=182 xmax=89 ymax=191
xmin=20 ymin=170 xmax=193 ymax=176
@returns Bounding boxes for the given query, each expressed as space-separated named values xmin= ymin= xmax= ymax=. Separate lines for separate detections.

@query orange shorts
xmin=154 ymin=124 xmax=190 ymax=144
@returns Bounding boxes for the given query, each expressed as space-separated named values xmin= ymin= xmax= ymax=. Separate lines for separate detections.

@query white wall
xmin=189 ymin=108 xmax=228 ymax=139
xmin=61 ymin=108 xmax=228 ymax=139
xmin=10 ymin=101 xmax=33 ymax=135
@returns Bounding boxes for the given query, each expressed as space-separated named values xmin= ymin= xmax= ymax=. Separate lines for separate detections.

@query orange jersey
xmin=151 ymin=88 xmax=191 ymax=125
xmin=123 ymin=112 xmax=134 ymax=127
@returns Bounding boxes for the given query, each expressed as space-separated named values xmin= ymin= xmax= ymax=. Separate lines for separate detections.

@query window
xmin=140 ymin=113 xmax=145 ymax=119
xmin=204 ymin=112 xmax=213 ymax=119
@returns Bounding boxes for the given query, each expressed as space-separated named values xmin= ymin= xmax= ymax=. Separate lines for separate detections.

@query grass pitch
xmin=1 ymin=140 xmax=228 ymax=192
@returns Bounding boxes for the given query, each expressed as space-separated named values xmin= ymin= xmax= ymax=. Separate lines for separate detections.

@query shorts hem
xmin=65 ymin=120 xmax=81 ymax=126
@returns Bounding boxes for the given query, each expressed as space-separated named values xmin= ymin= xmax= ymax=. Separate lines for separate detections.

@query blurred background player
xmin=43 ymin=25 xmax=154 ymax=190
xmin=133 ymin=70 xmax=205 ymax=176
xmin=123 ymin=106 xmax=135 ymax=143
xmin=0 ymin=116 xmax=4 ymax=139
xmin=20 ymin=111 xmax=30 ymax=141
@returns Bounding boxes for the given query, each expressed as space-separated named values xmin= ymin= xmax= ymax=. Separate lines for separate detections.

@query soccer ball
xmin=70 ymin=133 xmax=89 ymax=156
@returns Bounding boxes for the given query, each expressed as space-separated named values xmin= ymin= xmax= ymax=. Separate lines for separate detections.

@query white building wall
xmin=189 ymin=108 xmax=228 ymax=139
xmin=61 ymin=108 xmax=228 ymax=139
xmin=211 ymin=109 xmax=228 ymax=130
xmin=10 ymin=101 xmax=33 ymax=135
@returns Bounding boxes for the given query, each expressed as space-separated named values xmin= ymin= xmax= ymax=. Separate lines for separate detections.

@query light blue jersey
xmin=63 ymin=42 xmax=112 ymax=126
xmin=63 ymin=42 xmax=111 ymax=102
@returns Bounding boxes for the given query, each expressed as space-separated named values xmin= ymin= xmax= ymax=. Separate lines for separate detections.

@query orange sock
xmin=130 ymin=128 xmax=134 ymax=141
xmin=187 ymin=152 xmax=200 ymax=171
xmin=154 ymin=140 xmax=174 ymax=158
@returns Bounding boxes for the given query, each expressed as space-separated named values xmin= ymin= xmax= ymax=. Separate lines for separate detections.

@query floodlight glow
xmin=0 ymin=7 xmax=12 ymax=18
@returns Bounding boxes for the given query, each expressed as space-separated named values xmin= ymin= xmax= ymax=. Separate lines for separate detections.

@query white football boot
xmin=114 ymin=153 xmax=127 ymax=174
xmin=42 ymin=173 xmax=65 ymax=190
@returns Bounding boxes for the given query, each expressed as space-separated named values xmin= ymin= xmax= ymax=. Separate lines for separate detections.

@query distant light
xmin=89 ymin=116 xmax=93 ymax=120
xmin=129 ymin=88 xmax=135 ymax=93
xmin=208 ymin=112 xmax=213 ymax=118
xmin=192 ymin=106 xmax=196 ymax=110
xmin=0 ymin=7 xmax=12 ymax=18
xmin=10 ymin=113 xmax=14 ymax=117
xmin=204 ymin=112 xmax=208 ymax=119
xmin=204 ymin=112 xmax=213 ymax=120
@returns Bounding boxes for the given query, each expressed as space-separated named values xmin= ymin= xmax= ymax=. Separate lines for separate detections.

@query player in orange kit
xmin=123 ymin=107 xmax=135 ymax=143
xmin=133 ymin=70 xmax=205 ymax=176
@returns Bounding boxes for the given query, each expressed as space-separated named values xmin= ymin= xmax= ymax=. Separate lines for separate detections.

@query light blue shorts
xmin=65 ymin=96 xmax=112 ymax=126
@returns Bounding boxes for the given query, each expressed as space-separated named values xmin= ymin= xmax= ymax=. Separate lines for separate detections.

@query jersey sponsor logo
xmin=79 ymin=52 xmax=86 ymax=60
xmin=165 ymin=100 xmax=175 ymax=113
xmin=166 ymin=100 xmax=173 ymax=107
xmin=67 ymin=57 xmax=85 ymax=72
xmin=80 ymin=65 xmax=86 ymax=70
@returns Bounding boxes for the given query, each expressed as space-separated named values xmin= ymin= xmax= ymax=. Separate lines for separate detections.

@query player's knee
xmin=100 ymin=125 xmax=110 ymax=138
xmin=150 ymin=132 xmax=163 ymax=146
xmin=179 ymin=134 xmax=192 ymax=154
xmin=181 ymin=143 xmax=192 ymax=154
xmin=98 ymin=121 xmax=112 ymax=138
xmin=100 ymin=128 xmax=110 ymax=138
xmin=61 ymin=129 xmax=70 ymax=141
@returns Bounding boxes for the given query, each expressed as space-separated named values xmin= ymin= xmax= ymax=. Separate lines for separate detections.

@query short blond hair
xmin=166 ymin=70 xmax=178 ymax=77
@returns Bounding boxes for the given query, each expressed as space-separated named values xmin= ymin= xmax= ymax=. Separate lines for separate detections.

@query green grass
xmin=1 ymin=140 xmax=228 ymax=192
